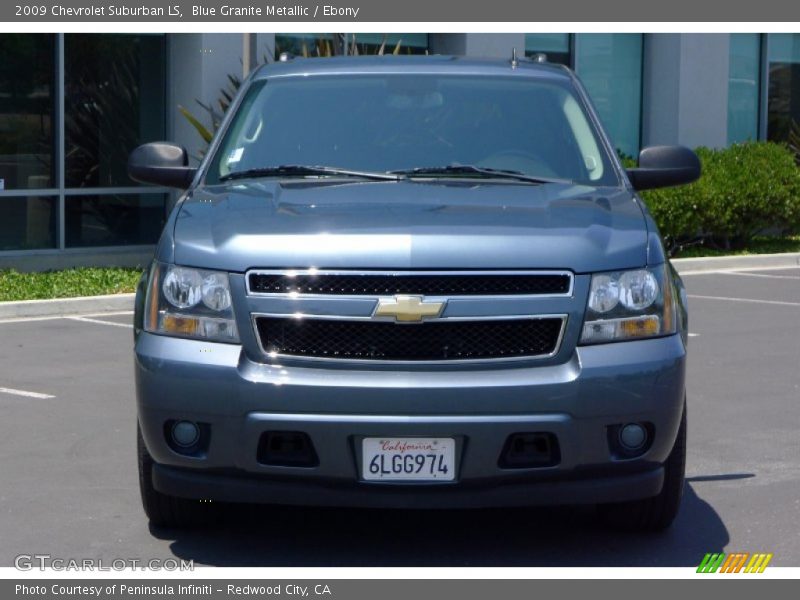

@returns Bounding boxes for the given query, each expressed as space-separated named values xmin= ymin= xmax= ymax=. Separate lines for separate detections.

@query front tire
xmin=137 ymin=424 xmax=215 ymax=528
xmin=599 ymin=403 xmax=687 ymax=532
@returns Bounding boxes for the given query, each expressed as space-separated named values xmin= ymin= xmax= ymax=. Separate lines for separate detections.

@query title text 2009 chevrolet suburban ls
xmin=130 ymin=55 xmax=699 ymax=531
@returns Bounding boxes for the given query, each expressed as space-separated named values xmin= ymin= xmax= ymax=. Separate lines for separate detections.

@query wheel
xmin=137 ymin=424 xmax=215 ymax=528
xmin=599 ymin=402 xmax=687 ymax=532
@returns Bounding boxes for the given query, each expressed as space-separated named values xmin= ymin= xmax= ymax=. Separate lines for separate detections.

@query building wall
xmin=169 ymin=34 xmax=242 ymax=162
xmin=169 ymin=33 xmax=278 ymax=162
xmin=642 ymin=34 xmax=731 ymax=149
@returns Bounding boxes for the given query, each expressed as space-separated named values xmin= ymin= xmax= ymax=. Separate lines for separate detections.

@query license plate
xmin=362 ymin=437 xmax=456 ymax=482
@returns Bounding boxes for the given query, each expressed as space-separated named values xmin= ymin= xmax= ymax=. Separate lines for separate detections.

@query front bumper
xmin=152 ymin=462 xmax=664 ymax=509
xmin=135 ymin=333 xmax=686 ymax=508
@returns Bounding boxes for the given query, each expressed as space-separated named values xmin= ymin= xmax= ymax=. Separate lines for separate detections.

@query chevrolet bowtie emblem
xmin=373 ymin=295 xmax=445 ymax=322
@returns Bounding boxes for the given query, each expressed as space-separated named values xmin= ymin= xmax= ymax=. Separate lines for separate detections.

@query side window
xmin=216 ymin=82 xmax=267 ymax=178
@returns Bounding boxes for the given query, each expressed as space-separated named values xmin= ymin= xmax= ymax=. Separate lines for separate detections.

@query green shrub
xmin=634 ymin=142 xmax=800 ymax=251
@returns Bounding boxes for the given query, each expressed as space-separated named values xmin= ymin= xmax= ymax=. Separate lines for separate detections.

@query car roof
xmin=251 ymin=54 xmax=573 ymax=82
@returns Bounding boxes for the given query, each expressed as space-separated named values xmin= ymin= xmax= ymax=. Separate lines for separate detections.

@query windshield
xmin=206 ymin=74 xmax=619 ymax=187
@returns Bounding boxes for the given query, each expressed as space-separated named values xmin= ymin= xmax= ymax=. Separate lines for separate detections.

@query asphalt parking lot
xmin=1 ymin=266 xmax=798 ymax=568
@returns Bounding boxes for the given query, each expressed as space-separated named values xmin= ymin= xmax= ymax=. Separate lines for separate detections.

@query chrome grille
xmin=254 ymin=316 xmax=566 ymax=362
xmin=247 ymin=270 xmax=572 ymax=363
xmin=247 ymin=270 xmax=572 ymax=297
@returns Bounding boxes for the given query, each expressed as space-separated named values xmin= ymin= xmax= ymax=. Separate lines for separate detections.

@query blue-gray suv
xmin=130 ymin=55 xmax=699 ymax=531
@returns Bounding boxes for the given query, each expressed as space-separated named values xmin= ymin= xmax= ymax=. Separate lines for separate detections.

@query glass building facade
xmin=726 ymin=33 xmax=800 ymax=146
xmin=575 ymin=34 xmax=643 ymax=159
xmin=727 ymin=33 xmax=761 ymax=144
xmin=0 ymin=33 xmax=168 ymax=254
xmin=766 ymin=34 xmax=800 ymax=145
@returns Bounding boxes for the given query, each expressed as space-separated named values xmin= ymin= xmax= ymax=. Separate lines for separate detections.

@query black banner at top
xmin=3 ymin=0 xmax=800 ymax=22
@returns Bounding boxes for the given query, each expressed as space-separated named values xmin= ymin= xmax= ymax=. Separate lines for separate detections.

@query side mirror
xmin=128 ymin=142 xmax=197 ymax=189
xmin=626 ymin=145 xmax=701 ymax=191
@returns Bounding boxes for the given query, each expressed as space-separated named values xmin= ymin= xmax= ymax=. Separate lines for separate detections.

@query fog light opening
xmin=171 ymin=420 xmax=200 ymax=448
xmin=608 ymin=422 xmax=654 ymax=460
xmin=619 ymin=423 xmax=648 ymax=450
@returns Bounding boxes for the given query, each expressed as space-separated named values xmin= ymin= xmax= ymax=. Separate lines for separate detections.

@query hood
xmin=171 ymin=180 xmax=648 ymax=273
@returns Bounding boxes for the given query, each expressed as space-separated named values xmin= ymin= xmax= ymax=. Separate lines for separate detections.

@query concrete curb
xmin=670 ymin=252 xmax=800 ymax=274
xmin=0 ymin=252 xmax=798 ymax=319
xmin=0 ymin=294 xmax=135 ymax=320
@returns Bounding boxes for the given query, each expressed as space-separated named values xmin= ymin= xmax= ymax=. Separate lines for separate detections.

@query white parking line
xmin=680 ymin=265 xmax=800 ymax=276
xmin=0 ymin=386 xmax=55 ymax=399
xmin=720 ymin=271 xmax=800 ymax=280
xmin=66 ymin=316 xmax=133 ymax=329
xmin=688 ymin=294 xmax=800 ymax=307
xmin=0 ymin=311 xmax=133 ymax=325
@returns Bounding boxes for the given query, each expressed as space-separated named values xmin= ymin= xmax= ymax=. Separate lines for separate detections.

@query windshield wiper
xmin=389 ymin=165 xmax=570 ymax=185
xmin=220 ymin=165 xmax=402 ymax=182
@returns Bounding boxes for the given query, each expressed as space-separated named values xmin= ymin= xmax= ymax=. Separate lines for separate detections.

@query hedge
xmin=628 ymin=142 xmax=800 ymax=252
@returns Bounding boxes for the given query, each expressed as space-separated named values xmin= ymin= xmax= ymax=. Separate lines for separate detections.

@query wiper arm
xmin=220 ymin=165 xmax=402 ymax=182
xmin=389 ymin=165 xmax=570 ymax=185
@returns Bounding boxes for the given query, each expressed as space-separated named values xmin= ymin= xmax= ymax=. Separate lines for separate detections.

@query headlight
xmin=162 ymin=266 xmax=203 ymax=309
xmin=201 ymin=272 xmax=233 ymax=311
xmin=588 ymin=274 xmax=620 ymax=313
xmin=144 ymin=262 xmax=239 ymax=343
xmin=618 ymin=270 xmax=659 ymax=310
xmin=580 ymin=265 xmax=675 ymax=344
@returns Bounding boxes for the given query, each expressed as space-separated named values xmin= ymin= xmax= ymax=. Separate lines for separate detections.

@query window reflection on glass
xmin=728 ymin=34 xmax=762 ymax=144
xmin=0 ymin=196 xmax=57 ymax=250
xmin=65 ymin=193 xmax=166 ymax=247
xmin=0 ymin=34 xmax=55 ymax=190
xmin=767 ymin=34 xmax=800 ymax=144
xmin=524 ymin=33 xmax=571 ymax=66
xmin=574 ymin=34 xmax=643 ymax=159
xmin=64 ymin=34 xmax=165 ymax=188
xmin=275 ymin=33 xmax=429 ymax=57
